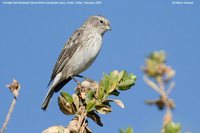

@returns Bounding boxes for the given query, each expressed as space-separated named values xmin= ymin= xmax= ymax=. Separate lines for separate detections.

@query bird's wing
xmin=48 ymin=28 xmax=85 ymax=86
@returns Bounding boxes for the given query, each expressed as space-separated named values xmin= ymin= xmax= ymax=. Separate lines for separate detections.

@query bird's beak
xmin=105 ymin=25 xmax=111 ymax=31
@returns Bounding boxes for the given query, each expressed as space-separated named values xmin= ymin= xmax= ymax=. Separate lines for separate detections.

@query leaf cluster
xmin=162 ymin=121 xmax=181 ymax=133
xmin=143 ymin=50 xmax=175 ymax=81
xmin=58 ymin=70 xmax=136 ymax=131
xmin=120 ymin=127 xmax=134 ymax=133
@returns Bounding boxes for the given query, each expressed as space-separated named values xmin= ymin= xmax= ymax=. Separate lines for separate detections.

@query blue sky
xmin=0 ymin=0 xmax=200 ymax=133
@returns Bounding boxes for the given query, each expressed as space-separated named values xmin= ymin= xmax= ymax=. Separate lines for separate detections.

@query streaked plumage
xmin=41 ymin=15 xmax=111 ymax=110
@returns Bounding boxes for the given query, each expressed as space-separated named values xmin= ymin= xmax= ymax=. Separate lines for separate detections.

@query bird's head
xmin=83 ymin=15 xmax=111 ymax=35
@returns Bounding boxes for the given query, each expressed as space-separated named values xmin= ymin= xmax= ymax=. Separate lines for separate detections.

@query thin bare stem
xmin=1 ymin=79 xmax=20 ymax=133
xmin=144 ymin=75 xmax=174 ymax=127
xmin=143 ymin=76 xmax=161 ymax=95
xmin=79 ymin=117 xmax=87 ymax=133
xmin=0 ymin=98 xmax=17 ymax=133
xmin=163 ymin=103 xmax=173 ymax=127
xmin=156 ymin=76 xmax=165 ymax=91
xmin=166 ymin=81 xmax=175 ymax=95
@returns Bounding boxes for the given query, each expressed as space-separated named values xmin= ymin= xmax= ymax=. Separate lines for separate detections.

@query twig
xmin=1 ymin=98 xmax=17 ymax=133
xmin=143 ymin=76 xmax=161 ymax=95
xmin=0 ymin=79 xmax=20 ymax=133
xmin=144 ymin=76 xmax=174 ymax=127
xmin=156 ymin=76 xmax=165 ymax=91
xmin=166 ymin=81 xmax=175 ymax=95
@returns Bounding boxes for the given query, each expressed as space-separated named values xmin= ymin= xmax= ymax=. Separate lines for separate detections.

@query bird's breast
xmin=66 ymin=32 xmax=102 ymax=75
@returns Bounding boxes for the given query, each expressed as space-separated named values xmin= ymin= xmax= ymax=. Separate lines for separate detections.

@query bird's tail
xmin=41 ymin=87 xmax=54 ymax=110
xmin=41 ymin=78 xmax=72 ymax=110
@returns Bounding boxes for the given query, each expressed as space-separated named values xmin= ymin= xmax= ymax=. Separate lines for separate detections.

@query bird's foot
xmin=70 ymin=75 xmax=80 ymax=84
xmin=75 ymin=75 xmax=94 ymax=83
xmin=77 ymin=82 xmax=82 ymax=88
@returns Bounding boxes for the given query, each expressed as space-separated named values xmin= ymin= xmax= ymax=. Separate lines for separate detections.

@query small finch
xmin=41 ymin=15 xmax=111 ymax=110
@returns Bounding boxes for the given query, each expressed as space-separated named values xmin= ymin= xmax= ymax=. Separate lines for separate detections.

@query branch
xmin=1 ymin=79 xmax=20 ymax=133
xmin=166 ymin=81 xmax=175 ymax=95
xmin=42 ymin=70 xmax=136 ymax=133
xmin=143 ymin=76 xmax=161 ymax=95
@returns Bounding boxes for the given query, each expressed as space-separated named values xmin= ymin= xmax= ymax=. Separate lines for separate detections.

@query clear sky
xmin=0 ymin=0 xmax=200 ymax=133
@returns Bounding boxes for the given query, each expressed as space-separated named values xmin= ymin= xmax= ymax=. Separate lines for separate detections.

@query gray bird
xmin=41 ymin=15 xmax=111 ymax=110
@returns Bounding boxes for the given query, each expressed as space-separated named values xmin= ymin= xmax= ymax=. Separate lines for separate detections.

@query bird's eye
xmin=99 ymin=20 xmax=104 ymax=24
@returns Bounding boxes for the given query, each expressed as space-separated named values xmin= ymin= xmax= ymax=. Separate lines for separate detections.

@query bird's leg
xmin=69 ymin=75 xmax=80 ymax=85
xmin=69 ymin=75 xmax=83 ymax=92
xmin=75 ymin=75 xmax=94 ymax=83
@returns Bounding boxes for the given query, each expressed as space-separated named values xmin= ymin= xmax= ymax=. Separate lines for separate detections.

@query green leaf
xmin=105 ymin=71 xmax=119 ymax=94
xmin=96 ymin=104 xmax=112 ymax=114
xmin=118 ymin=79 xmax=135 ymax=90
xmin=150 ymin=50 xmax=166 ymax=63
xmin=118 ymin=70 xmax=125 ymax=82
xmin=120 ymin=127 xmax=134 ymax=133
xmin=60 ymin=91 xmax=73 ymax=104
xmin=103 ymin=74 xmax=110 ymax=91
xmin=87 ymin=111 xmax=103 ymax=127
xmin=86 ymin=99 xmax=96 ymax=112
xmin=86 ymin=90 xmax=95 ymax=104
xmin=126 ymin=128 xmax=134 ymax=133
xmin=113 ymin=99 xmax=125 ymax=108
xmin=100 ymin=70 xmax=119 ymax=95
xmin=118 ymin=72 xmax=136 ymax=90
xmin=162 ymin=121 xmax=181 ymax=133
xmin=58 ymin=96 xmax=76 ymax=115
xmin=103 ymin=99 xmax=125 ymax=108
xmin=98 ymin=80 xmax=106 ymax=99
xmin=106 ymin=81 xmax=118 ymax=94
xmin=99 ymin=70 xmax=136 ymax=99
xmin=109 ymin=90 xmax=120 ymax=96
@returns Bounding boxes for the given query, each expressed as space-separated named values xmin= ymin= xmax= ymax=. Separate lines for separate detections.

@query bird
xmin=41 ymin=15 xmax=111 ymax=110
